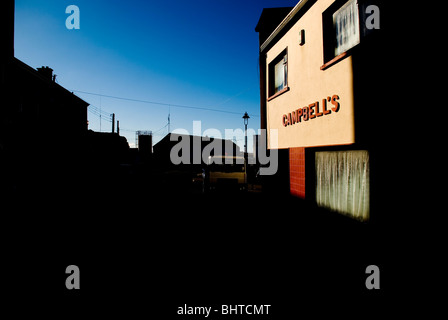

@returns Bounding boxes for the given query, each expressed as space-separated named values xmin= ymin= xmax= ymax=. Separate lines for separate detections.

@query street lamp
xmin=243 ymin=112 xmax=250 ymax=154
xmin=242 ymin=112 xmax=250 ymax=187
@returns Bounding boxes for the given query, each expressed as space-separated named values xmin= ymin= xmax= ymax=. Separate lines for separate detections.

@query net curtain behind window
xmin=333 ymin=0 xmax=360 ymax=57
xmin=274 ymin=55 xmax=287 ymax=93
xmin=315 ymin=150 xmax=369 ymax=221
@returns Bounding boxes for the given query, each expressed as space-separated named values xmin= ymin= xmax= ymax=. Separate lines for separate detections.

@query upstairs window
xmin=322 ymin=0 xmax=378 ymax=69
xmin=333 ymin=0 xmax=360 ymax=56
xmin=274 ymin=55 xmax=287 ymax=93
xmin=268 ymin=49 xmax=289 ymax=100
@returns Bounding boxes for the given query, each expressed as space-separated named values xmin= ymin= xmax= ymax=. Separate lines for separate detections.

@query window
xmin=274 ymin=56 xmax=287 ymax=93
xmin=315 ymin=150 xmax=370 ymax=221
xmin=333 ymin=0 xmax=360 ymax=57
xmin=322 ymin=0 xmax=376 ymax=69
xmin=268 ymin=49 xmax=288 ymax=100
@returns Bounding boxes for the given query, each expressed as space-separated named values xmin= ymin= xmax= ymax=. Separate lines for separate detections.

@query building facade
xmin=1 ymin=0 xmax=91 ymax=194
xmin=256 ymin=0 xmax=386 ymax=221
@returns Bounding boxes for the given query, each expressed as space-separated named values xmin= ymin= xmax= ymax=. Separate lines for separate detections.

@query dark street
xmin=3 ymin=167 xmax=396 ymax=317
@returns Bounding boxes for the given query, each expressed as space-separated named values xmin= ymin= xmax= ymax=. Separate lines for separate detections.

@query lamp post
xmin=242 ymin=112 xmax=250 ymax=187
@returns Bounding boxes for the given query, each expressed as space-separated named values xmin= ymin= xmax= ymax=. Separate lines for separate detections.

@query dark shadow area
xmin=1 ymin=0 xmax=398 ymax=315
xmin=4 ymin=142 xmax=390 ymax=313
xmin=1 ymin=66 xmax=390 ymax=318
xmin=351 ymin=0 xmax=413 ymax=229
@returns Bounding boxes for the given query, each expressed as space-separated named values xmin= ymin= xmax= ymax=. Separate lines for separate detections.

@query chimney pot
xmin=37 ymin=66 xmax=54 ymax=80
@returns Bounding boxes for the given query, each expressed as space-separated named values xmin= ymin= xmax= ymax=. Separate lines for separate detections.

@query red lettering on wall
xmin=297 ymin=108 xmax=302 ymax=122
xmin=309 ymin=103 xmax=316 ymax=119
xmin=291 ymin=110 xmax=297 ymax=124
xmin=280 ymin=94 xmax=340 ymax=127
xmin=331 ymin=95 xmax=340 ymax=112
xmin=316 ymin=101 xmax=323 ymax=117
xmin=323 ymin=97 xmax=331 ymax=115
xmin=282 ymin=114 xmax=288 ymax=127
xmin=303 ymin=106 xmax=309 ymax=121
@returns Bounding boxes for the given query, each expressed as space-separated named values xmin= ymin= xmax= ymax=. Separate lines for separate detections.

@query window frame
xmin=321 ymin=0 xmax=363 ymax=70
xmin=267 ymin=48 xmax=289 ymax=101
xmin=315 ymin=149 xmax=370 ymax=221
xmin=333 ymin=0 xmax=361 ymax=57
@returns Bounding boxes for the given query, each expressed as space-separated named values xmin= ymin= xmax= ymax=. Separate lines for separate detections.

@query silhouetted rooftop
xmin=255 ymin=7 xmax=294 ymax=45
xmin=11 ymin=57 xmax=89 ymax=107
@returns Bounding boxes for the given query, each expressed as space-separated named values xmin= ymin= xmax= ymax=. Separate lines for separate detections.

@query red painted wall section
xmin=289 ymin=147 xmax=306 ymax=198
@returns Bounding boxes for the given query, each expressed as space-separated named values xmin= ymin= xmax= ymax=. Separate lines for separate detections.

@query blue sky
xmin=14 ymin=0 xmax=298 ymax=149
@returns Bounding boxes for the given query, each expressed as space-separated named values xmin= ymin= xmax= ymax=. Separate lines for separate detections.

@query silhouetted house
xmin=1 ymin=59 xmax=90 ymax=190
xmin=4 ymin=60 xmax=88 ymax=139
xmin=1 ymin=0 xmax=89 ymax=193
xmin=85 ymin=131 xmax=129 ymax=166
xmin=256 ymin=0 xmax=386 ymax=221
xmin=153 ymin=133 xmax=241 ymax=172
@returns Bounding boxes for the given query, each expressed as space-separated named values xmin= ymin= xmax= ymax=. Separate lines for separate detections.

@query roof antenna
xmin=168 ymin=105 xmax=171 ymax=134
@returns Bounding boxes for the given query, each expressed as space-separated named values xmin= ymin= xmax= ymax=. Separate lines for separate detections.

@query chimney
xmin=37 ymin=66 xmax=54 ymax=81
xmin=1 ymin=0 xmax=15 ymax=59
xmin=255 ymin=7 xmax=294 ymax=46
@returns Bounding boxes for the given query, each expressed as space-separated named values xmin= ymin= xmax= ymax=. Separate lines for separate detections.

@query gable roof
xmin=257 ymin=0 xmax=311 ymax=52
xmin=11 ymin=57 xmax=89 ymax=107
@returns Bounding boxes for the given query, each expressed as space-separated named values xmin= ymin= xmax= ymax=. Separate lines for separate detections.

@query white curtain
xmin=333 ymin=0 xmax=360 ymax=56
xmin=315 ymin=150 xmax=369 ymax=221
xmin=274 ymin=59 xmax=285 ymax=93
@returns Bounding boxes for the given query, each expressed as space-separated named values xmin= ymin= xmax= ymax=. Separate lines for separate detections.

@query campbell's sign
xmin=282 ymin=95 xmax=340 ymax=127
